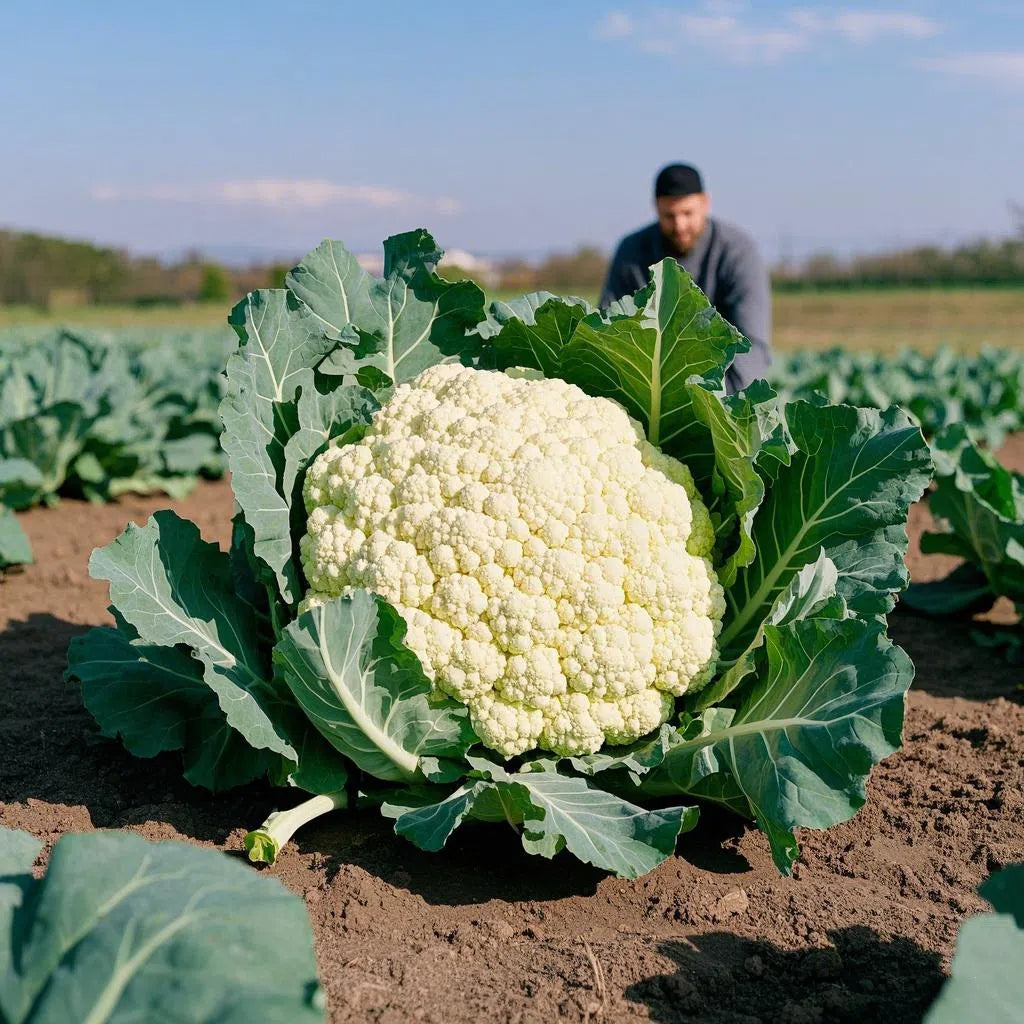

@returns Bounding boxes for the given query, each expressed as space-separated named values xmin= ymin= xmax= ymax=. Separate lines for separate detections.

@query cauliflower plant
xmin=300 ymin=364 xmax=725 ymax=758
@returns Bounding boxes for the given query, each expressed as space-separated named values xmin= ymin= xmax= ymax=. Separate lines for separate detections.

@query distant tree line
xmin=772 ymin=236 xmax=1024 ymax=290
xmin=0 ymin=230 xmax=281 ymax=309
xmin=482 ymin=236 xmax=1024 ymax=295
xmin=490 ymin=246 xmax=609 ymax=294
xmin=1 ymin=226 xmax=1023 ymax=311
xmin=0 ymin=231 xmax=127 ymax=306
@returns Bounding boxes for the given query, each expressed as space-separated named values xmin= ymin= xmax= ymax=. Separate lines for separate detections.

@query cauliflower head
xmin=300 ymin=364 xmax=725 ymax=759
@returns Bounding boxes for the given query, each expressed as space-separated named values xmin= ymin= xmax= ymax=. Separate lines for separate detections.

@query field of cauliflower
xmin=1 ymin=233 xmax=1022 ymax=1023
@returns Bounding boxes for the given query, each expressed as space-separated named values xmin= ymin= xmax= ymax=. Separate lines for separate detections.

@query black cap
xmin=654 ymin=163 xmax=704 ymax=198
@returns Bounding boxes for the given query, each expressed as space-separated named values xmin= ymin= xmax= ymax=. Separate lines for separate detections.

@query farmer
xmin=600 ymin=163 xmax=772 ymax=393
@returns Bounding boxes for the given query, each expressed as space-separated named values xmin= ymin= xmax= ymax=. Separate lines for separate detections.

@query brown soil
xmin=2 ymin=437 xmax=1023 ymax=1024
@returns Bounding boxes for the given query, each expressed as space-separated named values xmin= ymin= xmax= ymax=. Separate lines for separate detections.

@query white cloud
xmin=785 ymin=10 xmax=827 ymax=34
xmin=595 ymin=4 xmax=943 ymax=65
xmin=919 ymin=51 xmax=1024 ymax=85
xmin=91 ymin=178 xmax=461 ymax=213
xmin=215 ymin=180 xmax=411 ymax=207
xmin=833 ymin=11 xmax=941 ymax=43
xmin=594 ymin=10 xmax=633 ymax=39
xmin=657 ymin=11 xmax=804 ymax=62
xmin=433 ymin=197 xmax=464 ymax=215
xmin=600 ymin=8 xmax=808 ymax=63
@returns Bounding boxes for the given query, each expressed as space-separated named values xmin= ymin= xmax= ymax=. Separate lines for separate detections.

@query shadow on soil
xmin=674 ymin=804 xmax=751 ymax=874
xmin=288 ymin=791 xmax=751 ymax=906
xmin=627 ymin=926 xmax=944 ymax=1024
xmin=293 ymin=810 xmax=610 ymax=904
xmin=0 ymin=613 xmax=267 ymax=846
xmin=890 ymin=605 xmax=1022 ymax=702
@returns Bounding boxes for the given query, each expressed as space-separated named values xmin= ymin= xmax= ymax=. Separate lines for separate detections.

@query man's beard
xmin=660 ymin=229 xmax=689 ymax=258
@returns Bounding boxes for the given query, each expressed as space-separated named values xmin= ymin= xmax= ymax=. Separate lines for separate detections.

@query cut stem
xmin=244 ymin=791 xmax=348 ymax=864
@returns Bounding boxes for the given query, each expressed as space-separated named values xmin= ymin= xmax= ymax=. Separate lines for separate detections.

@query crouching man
xmin=601 ymin=163 xmax=772 ymax=393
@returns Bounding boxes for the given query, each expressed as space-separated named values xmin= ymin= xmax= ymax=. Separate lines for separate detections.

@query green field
xmin=1 ymin=286 xmax=1022 ymax=354
xmin=771 ymin=287 xmax=1024 ymax=354
xmin=0 ymin=302 xmax=230 ymax=329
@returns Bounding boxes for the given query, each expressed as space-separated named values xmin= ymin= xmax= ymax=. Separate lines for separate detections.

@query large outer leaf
xmin=68 ymin=623 xmax=278 ymax=791
xmin=385 ymin=782 xmax=487 ymax=851
xmin=565 ymin=721 xmax=750 ymax=818
xmin=559 ymin=259 xmax=746 ymax=453
xmin=979 ymin=863 xmax=1024 ymax=927
xmin=914 ymin=424 xmax=1024 ymax=608
xmin=902 ymin=563 xmax=997 ymax=616
xmin=0 ymin=829 xmax=39 ymax=962
xmin=79 ymin=512 xmax=349 ymax=796
xmin=87 ymin=511 xmax=296 ymax=763
xmin=0 ymin=458 xmax=43 ymax=509
xmin=693 ymin=549 xmax=845 ymax=711
xmin=490 ymin=763 xmax=698 ymax=878
xmin=0 ymin=404 xmax=92 ymax=507
xmin=720 ymin=402 xmax=932 ymax=658
xmin=68 ymin=618 xmax=349 ymax=796
xmin=274 ymin=593 xmax=475 ymax=783
xmin=221 ymin=290 xmax=338 ymax=605
xmin=388 ymin=757 xmax=697 ymax=879
xmin=0 ymin=332 xmax=100 ymax=438
xmin=160 ymin=433 xmax=221 ymax=476
xmin=479 ymin=758 xmax=697 ymax=878
xmin=567 ymin=724 xmax=679 ymax=781
xmin=0 ymin=829 xmax=323 ymax=1024
xmin=924 ymin=863 xmax=1024 ymax=1023
xmin=599 ymin=710 xmax=752 ymax=819
xmin=686 ymin=380 xmax=771 ymax=583
xmin=0 ymin=507 xmax=32 ymax=567
xmin=638 ymin=616 xmax=913 ymax=872
xmin=484 ymin=293 xmax=594 ymax=376
xmin=288 ymin=232 xmax=487 ymax=385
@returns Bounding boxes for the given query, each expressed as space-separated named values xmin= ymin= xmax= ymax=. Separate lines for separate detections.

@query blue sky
xmin=2 ymin=1 xmax=1022 ymax=263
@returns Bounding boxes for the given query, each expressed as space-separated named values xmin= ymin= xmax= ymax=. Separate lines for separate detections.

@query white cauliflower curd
xmin=300 ymin=364 xmax=725 ymax=758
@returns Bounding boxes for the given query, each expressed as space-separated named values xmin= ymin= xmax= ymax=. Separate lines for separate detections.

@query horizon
xmin=4 ymin=222 xmax=1024 ymax=273
xmin=3 ymin=1 xmax=1022 ymax=265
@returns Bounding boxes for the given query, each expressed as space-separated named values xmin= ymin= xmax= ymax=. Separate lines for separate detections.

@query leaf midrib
xmin=103 ymin=542 xmax=266 ymax=696
xmin=648 ymin=321 xmax=663 ymax=446
xmin=721 ymin=429 xmax=916 ymax=649
xmin=316 ymin=606 xmax=419 ymax=779
xmin=677 ymin=700 xmax=888 ymax=754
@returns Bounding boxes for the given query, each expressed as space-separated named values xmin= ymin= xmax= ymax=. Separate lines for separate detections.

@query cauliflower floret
xmin=301 ymin=363 xmax=724 ymax=758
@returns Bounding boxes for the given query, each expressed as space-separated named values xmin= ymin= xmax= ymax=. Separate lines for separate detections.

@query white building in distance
xmin=355 ymin=247 xmax=495 ymax=285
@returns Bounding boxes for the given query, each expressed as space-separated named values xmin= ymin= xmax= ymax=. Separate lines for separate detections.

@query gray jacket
xmin=600 ymin=217 xmax=772 ymax=393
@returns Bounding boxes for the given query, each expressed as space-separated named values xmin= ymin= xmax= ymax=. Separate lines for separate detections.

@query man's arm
xmin=600 ymin=239 xmax=634 ymax=308
xmin=717 ymin=236 xmax=772 ymax=393
xmin=600 ymin=231 xmax=656 ymax=308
